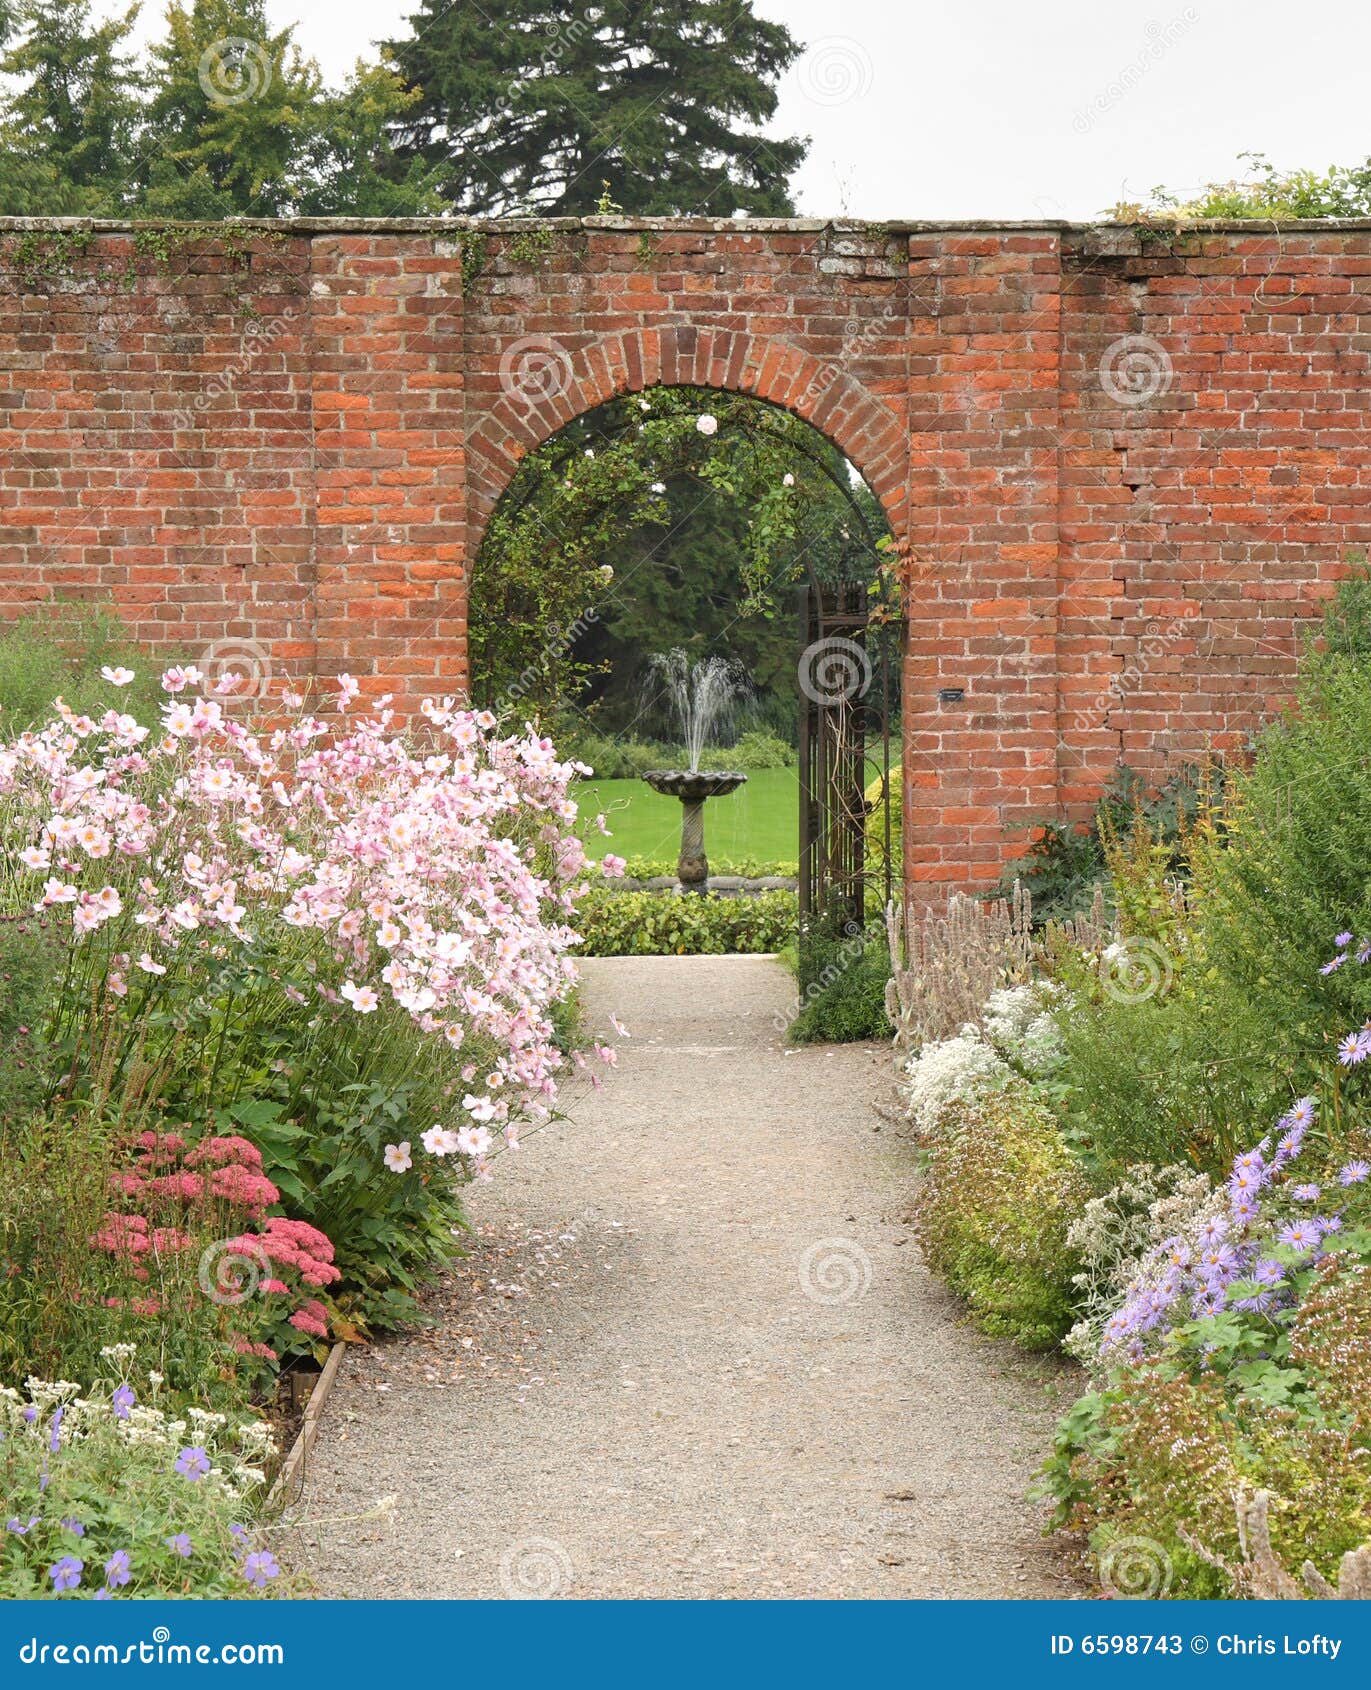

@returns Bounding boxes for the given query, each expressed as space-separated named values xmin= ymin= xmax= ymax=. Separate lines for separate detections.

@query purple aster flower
xmin=1253 ymin=1258 xmax=1285 ymax=1286
xmin=1338 ymin=1032 xmax=1369 ymax=1066
xmin=1340 ymin=1160 xmax=1370 ymax=1185
xmin=1198 ymin=1215 xmax=1229 ymax=1248
xmin=1292 ymin=1183 xmax=1322 ymax=1201
xmin=60 ymin=1518 xmax=84 ymax=1538
xmin=111 ymin=1384 xmax=135 ymax=1420
xmin=166 ymin=1533 xmax=192 ymax=1559
xmin=1279 ymin=1219 xmax=1322 ymax=1255
xmin=49 ymin=1555 xmax=83 ymax=1592
xmin=104 ymin=1550 xmax=131 ymax=1589
xmin=1288 ymin=1096 xmax=1318 ymax=1129
xmin=1230 ymin=1194 xmax=1260 ymax=1227
xmin=1319 ymin=1214 xmax=1343 ymax=1234
xmin=1358 ymin=940 xmax=1371 ymax=964
xmin=1321 ymin=955 xmax=1346 ymax=975
xmin=174 ymin=1446 xmax=210 ymax=1481
xmin=1191 ymin=1287 xmax=1227 ymax=1318
xmin=1161 ymin=1236 xmax=1192 ymax=1270
xmin=1233 ymin=1292 xmax=1275 ymax=1314
xmin=1336 ymin=931 xmax=1354 ymax=949
xmin=241 ymin=1550 xmax=280 ymax=1590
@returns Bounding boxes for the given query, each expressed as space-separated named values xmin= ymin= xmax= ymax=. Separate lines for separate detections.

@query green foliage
xmin=1042 ymin=1228 xmax=1371 ymax=1598
xmin=996 ymin=764 xmax=1211 ymax=927
xmin=0 ymin=1115 xmax=251 ymax=1397
xmin=0 ymin=1367 xmax=285 ymax=1598
xmin=564 ymin=728 xmax=795 ymax=780
xmin=0 ymin=917 xmax=63 ymax=1132
xmin=574 ymin=887 xmax=795 ymax=956
xmin=0 ymin=0 xmax=142 ymax=215
xmin=614 ymin=854 xmax=796 ymax=880
xmin=387 ymin=0 xmax=806 ymax=216
xmin=1112 ymin=151 xmax=1371 ymax=223
xmin=0 ymin=603 xmax=169 ymax=730
xmin=787 ymin=926 xmax=892 ymax=1044
xmin=913 ymin=1085 xmax=1091 ymax=1350
xmin=472 ymin=387 xmax=890 ymax=723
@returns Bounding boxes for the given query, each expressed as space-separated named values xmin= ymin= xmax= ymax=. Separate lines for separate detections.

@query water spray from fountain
xmin=641 ymin=650 xmax=751 ymax=894
xmin=646 ymin=650 xmax=750 ymax=772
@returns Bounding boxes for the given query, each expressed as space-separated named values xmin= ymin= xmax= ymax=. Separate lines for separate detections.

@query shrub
xmin=1040 ymin=1022 xmax=1371 ymax=1596
xmin=786 ymin=927 xmax=892 ymax=1044
xmin=0 ymin=1352 xmax=288 ymax=1599
xmin=614 ymin=854 xmax=796 ymax=880
xmin=573 ymin=886 xmax=795 ymax=955
xmin=884 ymin=886 xmax=1035 ymax=1055
xmin=698 ymin=729 xmax=795 ymax=771
xmin=912 ymin=1084 xmax=1090 ymax=1349
xmin=0 ymin=605 xmax=169 ymax=732
xmin=0 ymin=669 xmax=611 ymax=1344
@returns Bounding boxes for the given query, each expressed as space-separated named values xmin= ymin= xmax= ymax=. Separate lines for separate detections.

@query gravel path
xmin=289 ymin=954 xmax=1082 ymax=1599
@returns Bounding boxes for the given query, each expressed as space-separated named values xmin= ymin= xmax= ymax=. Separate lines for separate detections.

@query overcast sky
xmin=121 ymin=0 xmax=1371 ymax=220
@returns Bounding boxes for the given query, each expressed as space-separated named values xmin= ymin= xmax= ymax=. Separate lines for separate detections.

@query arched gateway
xmin=3 ymin=214 xmax=1371 ymax=900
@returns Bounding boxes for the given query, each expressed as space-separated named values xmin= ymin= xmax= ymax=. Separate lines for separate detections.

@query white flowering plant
xmin=0 ymin=1349 xmax=287 ymax=1599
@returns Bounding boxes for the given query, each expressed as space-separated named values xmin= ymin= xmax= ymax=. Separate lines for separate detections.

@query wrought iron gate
xmin=797 ymin=576 xmax=902 ymax=938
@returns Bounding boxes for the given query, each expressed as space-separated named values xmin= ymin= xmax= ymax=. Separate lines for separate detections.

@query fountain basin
xmin=642 ymin=769 xmax=748 ymax=802
xmin=641 ymin=769 xmax=748 ymax=893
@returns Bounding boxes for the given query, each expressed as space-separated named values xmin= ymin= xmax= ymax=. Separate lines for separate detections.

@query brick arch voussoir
xmin=465 ymin=326 xmax=909 ymax=554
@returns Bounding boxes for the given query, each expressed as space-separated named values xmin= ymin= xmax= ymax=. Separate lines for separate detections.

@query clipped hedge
xmin=574 ymin=886 xmax=796 ymax=956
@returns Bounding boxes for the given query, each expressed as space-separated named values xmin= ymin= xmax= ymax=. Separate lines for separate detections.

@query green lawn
xmin=576 ymin=767 xmax=799 ymax=868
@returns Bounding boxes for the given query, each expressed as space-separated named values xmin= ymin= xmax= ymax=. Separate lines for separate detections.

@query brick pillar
xmin=903 ymin=232 xmax=1063 ymax=897
xmin=310 ymin=235 xmax=467 ymax=712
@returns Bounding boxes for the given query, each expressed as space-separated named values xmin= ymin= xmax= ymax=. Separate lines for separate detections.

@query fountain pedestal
xmin=642 ymin=769 xmax=748 ymax=894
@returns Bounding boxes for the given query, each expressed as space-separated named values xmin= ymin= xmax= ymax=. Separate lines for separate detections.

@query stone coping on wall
xmin=613 ymin=875 xmax=798 ymax=897
xmin=8 ymin=214 xmax=1371 ymax=237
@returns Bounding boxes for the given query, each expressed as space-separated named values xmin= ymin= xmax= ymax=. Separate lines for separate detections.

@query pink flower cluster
xmin=0 ymin=673 xmax=611 ymax=1174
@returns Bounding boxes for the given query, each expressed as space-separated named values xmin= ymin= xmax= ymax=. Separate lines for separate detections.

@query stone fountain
xmin=641 ymin=651 xmax=748 ymax=895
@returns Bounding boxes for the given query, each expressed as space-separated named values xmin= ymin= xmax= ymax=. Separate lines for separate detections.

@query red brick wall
xmin=2 ymin=217 xmax=1369 ymax=899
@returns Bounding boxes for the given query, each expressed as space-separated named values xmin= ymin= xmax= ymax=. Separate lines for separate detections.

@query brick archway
xmin=462 ymin=324 xmax=910 ymax=555
xmin=4 ymin=215 xmax=1370 ymax=901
